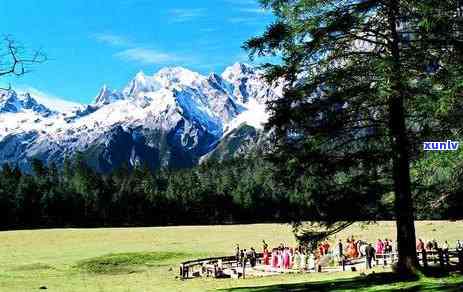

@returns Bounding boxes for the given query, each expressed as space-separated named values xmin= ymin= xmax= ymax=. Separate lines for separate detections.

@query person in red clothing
xmin=323 ymin=241 xmax=330 ymax=255
xmin=271 ymin=248 xmax=278 ymax=268
xmin=416 ymin=238 xmax=425 ymax=252
xmin=318 ymin=243 xmax=325 ymax=256
xmin=262 ymin=241 xmax=270 ymax=265
xmin=347 ymin=239 xmax=359 ymax=258
xmin=375 ymin=239 xmax=384 ymax=255
xmin=283 ymin=248 xmax=290 ymax=269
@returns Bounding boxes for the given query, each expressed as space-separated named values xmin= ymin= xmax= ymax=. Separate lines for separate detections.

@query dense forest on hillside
xmin=0 ymin=151 xmax=461 ymax=229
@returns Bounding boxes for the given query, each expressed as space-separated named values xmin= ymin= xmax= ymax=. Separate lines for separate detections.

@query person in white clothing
xmin=442 ymin=241 xmax=449 ymax=251
xmin=307 ymin=253 xmax=315 ymax=271
xmin=299 ymin=251 xmax=306 ymax=270
xmin=293 ymin=250 xmax=300 ymax=270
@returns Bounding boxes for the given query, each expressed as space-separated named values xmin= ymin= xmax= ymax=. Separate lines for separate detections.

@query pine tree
xmin=245 ymin=0 xmax=463 ymax=273
xmin=31 ymin=158 xmax=47 ymax=177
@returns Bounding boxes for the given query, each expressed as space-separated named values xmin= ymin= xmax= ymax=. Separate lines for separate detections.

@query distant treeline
xmin=0 ymin=153 xmax=458 ymax=229
xmin=0 ymin=154 xmax=305 ymax=229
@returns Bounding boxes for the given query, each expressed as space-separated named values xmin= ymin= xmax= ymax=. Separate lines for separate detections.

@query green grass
xmin=75 ymin=252 xmax=188 ymax=274
xmin=0 ymin=221 xmax=462 ymax=291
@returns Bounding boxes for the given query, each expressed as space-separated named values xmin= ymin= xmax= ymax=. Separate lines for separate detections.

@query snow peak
xmin=423 ymin=140 xmax=459 ymax=151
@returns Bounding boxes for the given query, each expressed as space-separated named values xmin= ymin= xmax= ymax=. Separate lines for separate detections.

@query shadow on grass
xmin=222 ymin=272 xmax=463 ymax=292
xmin=9 ymin=263 xmax=54 ymax=271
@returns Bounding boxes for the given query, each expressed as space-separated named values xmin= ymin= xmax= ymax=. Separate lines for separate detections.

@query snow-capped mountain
xmin=0 ymin=90 xmax=54 ymax=116
xmin=0 ymin=63 xmax=281 ymax=172
xmin=94 ymin=85 xmax=124 ymax=106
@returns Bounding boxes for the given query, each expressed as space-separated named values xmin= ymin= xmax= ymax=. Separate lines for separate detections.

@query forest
xmin=0 ymin=149 xmax=461 ymax=230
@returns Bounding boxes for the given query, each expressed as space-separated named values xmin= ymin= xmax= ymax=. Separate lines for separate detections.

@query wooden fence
xmin=179 ymin=253 xmax=264 ymax=279
xmin=417 ymin=248 xmax=463 ymax=270
xmin=338 ymin=249 xmax=463 ymax=272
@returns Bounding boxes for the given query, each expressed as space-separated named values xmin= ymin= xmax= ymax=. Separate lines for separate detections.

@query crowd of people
xmin=235 ymin=237 xmax=378 ymax=272
xmin=416 ymin=239 xmax=463 ymax=253
xmin=235 ymin=245 xmax=259 ymax=268
xmin=373 ymin=238 xmax=395 ymax=255
xmin=236 ymin=241 xmax=318 ymax=271
xmin=234 ymin=238 xmax=463 ymax=272
xmin=266 ymin=242 xmax=317 ymax=270
xmin=340 ymin=237 xmax=395 ymax=260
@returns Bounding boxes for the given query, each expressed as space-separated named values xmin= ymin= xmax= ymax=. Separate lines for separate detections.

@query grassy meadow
xmin=0 ymin=221 xmax=462 ymax=291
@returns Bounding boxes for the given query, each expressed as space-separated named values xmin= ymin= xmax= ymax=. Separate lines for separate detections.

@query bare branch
xmin=0 ymin=35 xmax=46 ymax=79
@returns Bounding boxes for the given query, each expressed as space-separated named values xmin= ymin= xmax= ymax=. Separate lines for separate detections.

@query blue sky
xmin=0 ymin=0 xmax=274 ymax=104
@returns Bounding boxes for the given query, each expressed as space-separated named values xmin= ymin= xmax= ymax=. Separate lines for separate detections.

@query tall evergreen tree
xmin=31 ymin=158 xmax=47 ymax=177
xmin=245 ymin=0 xmax=463 ymax=273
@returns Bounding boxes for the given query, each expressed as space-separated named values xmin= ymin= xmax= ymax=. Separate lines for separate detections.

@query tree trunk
xmin=387 ymin=0 xmax=419 ymax=275
xmin=390 ymin=97 xmax=419 ymax=275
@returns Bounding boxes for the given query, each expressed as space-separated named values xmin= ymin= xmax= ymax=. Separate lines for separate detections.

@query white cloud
xmin=239 ymin=8 xmax=271 ymax=14
xmin=224 ymin=0 xmax=257 ymax=5
xmin=115 ymin=48 xmax=182 ymax=65
xmin=168 ymin=8 xmax=206 ymax=23
xmin=92 ymin=33 xmax=133 ymax=47
xmin=227 ymin=17 xmax=262 ymax=25
xmin=16 ymin=86 xmax=81 ymax=112
xmin=224 ymin=0 xmax=272 ymax=15
xmin=92 ymin=33 xmax=194 ymax=66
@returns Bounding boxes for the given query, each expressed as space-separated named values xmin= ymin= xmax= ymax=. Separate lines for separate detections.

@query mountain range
xmin=0 ymin=63 xmax=282 ymax=172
